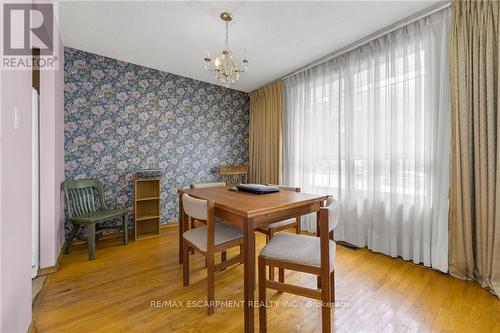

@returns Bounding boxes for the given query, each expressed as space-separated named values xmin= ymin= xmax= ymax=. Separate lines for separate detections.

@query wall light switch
xmin=14 ymin=107 xmax=21 ymax=130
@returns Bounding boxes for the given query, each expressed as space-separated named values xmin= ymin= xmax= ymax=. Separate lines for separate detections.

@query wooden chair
xmin=189 ymin=182 xmax=227 ymax=264
xmin=256 ymin=185 xmax=301 ymax=280
xmin=64 ymin=179 xmax=128 ymax=260
xmin=218 ymin=165 xmax=248 ymax=186
xmin=181 ymin=193 xmax=243 ymax=315
xmin=258 ymin=197 xmax=338 ymax=333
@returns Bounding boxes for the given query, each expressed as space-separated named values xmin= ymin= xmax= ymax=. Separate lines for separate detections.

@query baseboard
xmin=27 ymin=321 xmax=37 ymax=333
xmin=161 ymin=221 xmax=178 ymax=229
xmin=38 ymin=263 xmax=59 ymax=276
xmin=336 ymin=240 xmax=362 ymax=249
xmin=68 ymin=222 xmax=178 ymax=246
xmin=37 ymin=242 xmax=64 ymax=276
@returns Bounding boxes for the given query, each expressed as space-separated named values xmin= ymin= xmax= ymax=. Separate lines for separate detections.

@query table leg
xmin=123 ymin=213 xmax=128 ymax=245
xmin=88 ymin=223 xmax=96 ymax=260
xmin=178 ymin=192 xmax=184 ymax=264
xmin=243 ymin=217 xmax=255 ymax=333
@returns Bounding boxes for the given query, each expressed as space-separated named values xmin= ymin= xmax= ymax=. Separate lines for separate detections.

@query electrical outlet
xmin=14 ymin=107 xmax=21 ymax=130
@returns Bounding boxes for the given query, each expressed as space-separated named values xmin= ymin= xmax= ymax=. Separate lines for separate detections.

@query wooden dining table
xmin=178 ymin=186 xmax=328 ymax=332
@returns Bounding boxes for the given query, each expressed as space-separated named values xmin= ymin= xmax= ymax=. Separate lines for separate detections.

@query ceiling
xmin=59 ymin=1 xmax=442 ymax=93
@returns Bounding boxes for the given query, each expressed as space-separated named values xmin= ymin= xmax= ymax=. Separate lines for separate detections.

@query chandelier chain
xmin=225 ymin=21 xmax=229 ymax=50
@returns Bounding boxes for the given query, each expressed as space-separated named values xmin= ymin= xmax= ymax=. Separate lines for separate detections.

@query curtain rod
xmin=281 ymin=1 xmax=451 ymax=81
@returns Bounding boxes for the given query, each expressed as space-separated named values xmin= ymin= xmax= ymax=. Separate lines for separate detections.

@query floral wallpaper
xmin=64 ymin=47 xmax=249 ymax=231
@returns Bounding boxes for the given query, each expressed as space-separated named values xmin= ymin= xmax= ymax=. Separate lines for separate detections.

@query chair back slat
xmin=82 ymin=187 xmax=90 ymax=213
xmin=68 ymin=190 xmax=81 ymax=216
xmin=88 ymin=187 xmax=96 ymax=211
xmin=88 ymin=187 xmax=95 ymax=212
xmin=83 ymin=187 xmax=95 ymax=214
xmin=77 ymin=188 xmax=88 ymax=214
xmin=72 ymin=189 xmax=84 ymax=216
xmin=76 ymin=188 xmax=86 ymax=213
xmin=68 ymin=187 xmax=98 ymax=216
xmin=64 ymin=179 xmax=105 ymax=218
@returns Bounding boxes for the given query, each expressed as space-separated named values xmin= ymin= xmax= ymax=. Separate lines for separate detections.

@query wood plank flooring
xmin=33 ymin=227 xmax=500 ymax=332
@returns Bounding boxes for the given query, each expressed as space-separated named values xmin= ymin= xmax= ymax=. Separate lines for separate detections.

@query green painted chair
xmin=63 ymin=179 xmax=128 ymax=260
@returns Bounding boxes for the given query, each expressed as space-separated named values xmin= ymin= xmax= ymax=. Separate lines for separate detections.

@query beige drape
xmin=449 ymin=0 xmax=500 ymax=296
xmin=248 ymin=81 xmax=283 ymax=184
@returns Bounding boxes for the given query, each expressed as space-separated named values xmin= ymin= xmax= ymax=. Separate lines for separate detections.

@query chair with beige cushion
xmin=258 ymin=197 xmax=338 ymax=333
xmin=256 ymin=185 xmax=301 ymax=280
xmin=189 ymin=182 xmax=227 ymax=263
xmin=182 ymin=193 xmax=243 ymax=315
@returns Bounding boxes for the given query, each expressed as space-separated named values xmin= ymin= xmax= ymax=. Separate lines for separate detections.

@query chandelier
xmin=204 ymin=12 xmax=248 ymax=87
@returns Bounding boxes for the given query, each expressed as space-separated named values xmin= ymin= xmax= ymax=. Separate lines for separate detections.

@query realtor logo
xmin=2 ymin=2 xmax=57 ymax=69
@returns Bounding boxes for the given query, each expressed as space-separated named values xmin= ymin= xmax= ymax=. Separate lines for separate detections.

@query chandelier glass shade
xmin=204 ymin=12 xmax=248 ymax=87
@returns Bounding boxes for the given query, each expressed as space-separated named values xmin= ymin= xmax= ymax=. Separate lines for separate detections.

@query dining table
xmin=177 ymin=186 xmax=328 ymax=332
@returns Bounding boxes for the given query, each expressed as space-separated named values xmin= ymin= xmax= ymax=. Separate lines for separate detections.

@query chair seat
xmin=260 ymin=233 xmax=336 ymax=271
xmin=257 ymin=218 xmax=297 ymax=231
xmin=71 ymin=208 xmax=127 ymax=223
xmin=183 ymin=221 xmax=243 ymax=252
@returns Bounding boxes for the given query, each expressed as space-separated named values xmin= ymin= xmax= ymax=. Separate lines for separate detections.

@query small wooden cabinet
xmin=134 ymin=178 xmax=161 ymax=240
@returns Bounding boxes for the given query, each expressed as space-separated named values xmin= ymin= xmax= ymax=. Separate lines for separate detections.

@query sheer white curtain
xmin=284 ymin=9 xmax=450 ymax=272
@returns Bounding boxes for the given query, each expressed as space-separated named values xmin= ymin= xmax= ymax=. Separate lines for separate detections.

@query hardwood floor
xmin=33 ymin=227 xmax=500 ymax=332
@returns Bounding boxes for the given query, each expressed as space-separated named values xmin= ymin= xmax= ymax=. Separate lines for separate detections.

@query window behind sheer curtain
xmin=306 ymin=48 xmax=427 ymax=196
xmin=284 ymin=9 xmax=450 ymax=272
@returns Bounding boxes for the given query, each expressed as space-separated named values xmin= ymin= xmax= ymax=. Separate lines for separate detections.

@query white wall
xmin=0 ymin=2 xmax=65 ymax=331
xmin=0 ymin=65 xmax=33 ymax=333
xmin=0 ymin=2 xmax=34 ymax=330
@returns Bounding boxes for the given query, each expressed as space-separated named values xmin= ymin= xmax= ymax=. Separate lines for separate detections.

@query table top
xmin=179 ymin=186 xmax=328 ymax=218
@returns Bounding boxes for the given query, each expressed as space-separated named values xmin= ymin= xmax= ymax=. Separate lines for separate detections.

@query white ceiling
xmin=59 ymin=1 xmax=441 ymax=93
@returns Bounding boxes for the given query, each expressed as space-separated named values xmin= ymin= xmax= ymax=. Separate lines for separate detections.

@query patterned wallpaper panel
xmin=64 ymin=47 xmax=249 ymax=229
